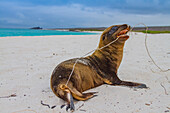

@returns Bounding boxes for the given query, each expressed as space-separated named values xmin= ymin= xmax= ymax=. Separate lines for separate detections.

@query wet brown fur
xmin=50 ymin=24 xmax=147 ymax=111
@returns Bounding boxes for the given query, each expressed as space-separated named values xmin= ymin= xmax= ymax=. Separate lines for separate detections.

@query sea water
xmin=0 ymin=28 xmax=98 ymax=37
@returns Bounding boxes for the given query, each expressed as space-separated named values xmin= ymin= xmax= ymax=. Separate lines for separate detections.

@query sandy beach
xmin=0 ymin=33 xmax=169 ymax=113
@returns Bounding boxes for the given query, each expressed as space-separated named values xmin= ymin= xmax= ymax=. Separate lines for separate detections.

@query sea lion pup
xmin=50 ymin=24 xmax=147 ymax=111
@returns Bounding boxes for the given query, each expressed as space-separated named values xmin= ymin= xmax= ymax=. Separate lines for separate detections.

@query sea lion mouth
xmin=117 ymin=25 xmax=130 ymax=40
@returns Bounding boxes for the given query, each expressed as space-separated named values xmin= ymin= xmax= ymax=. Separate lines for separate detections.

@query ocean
xmin=0 ymin=28 xmax=98 ymax=37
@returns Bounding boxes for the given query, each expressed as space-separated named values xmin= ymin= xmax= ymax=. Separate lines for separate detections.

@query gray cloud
xmin=0 ymin=1 xmax=170 ymax=28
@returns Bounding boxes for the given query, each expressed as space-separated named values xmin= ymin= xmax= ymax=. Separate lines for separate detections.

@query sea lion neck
xmin=87 ymin=42 xmax=125 ymax=74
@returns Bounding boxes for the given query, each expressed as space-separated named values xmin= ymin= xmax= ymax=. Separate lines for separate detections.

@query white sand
xmin=0 ymin=33 xmax=169 ymax=113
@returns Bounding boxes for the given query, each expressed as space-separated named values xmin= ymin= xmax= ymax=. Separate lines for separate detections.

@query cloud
xmin=0 ymin=0 xmax=170 ymax=28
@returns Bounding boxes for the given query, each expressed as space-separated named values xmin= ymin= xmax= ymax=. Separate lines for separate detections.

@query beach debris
xmin=145 ymin=103 xmax=150 ymax=106
xmin=41 ymin=100 xmax=57 ymax=109
xmin=165 ymin=110 xmax=169 ymax=112
xmin=76 ymin=103 xmax=84 ymax=111
xmin=0 ymin=93 xmax=16 ymax=98
xmin=80 ymin=109 xmax=87 ymax=112
xmin=51 ymin=105 xmax=56 ymax=109
xmin=160 ymin=83 xmax=168 ymax=95
xmin=41 ymin=100 xmax=50 ymax=108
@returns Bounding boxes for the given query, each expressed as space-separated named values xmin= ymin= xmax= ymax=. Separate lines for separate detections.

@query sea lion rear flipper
xmin=113 ymin=80 xmax=148 ymax=88
xmin=103 ymin=75 xmax=148 ymax=89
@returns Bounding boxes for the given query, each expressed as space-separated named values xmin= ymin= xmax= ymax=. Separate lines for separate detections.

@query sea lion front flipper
xmin=57 ymin=84 xmax=97 ymax=111
xmin=66 ymin=92 xmax=75 ymax=111
xmin=54 ymin=84 xmax=75 ymax=111
xmin=60 ymin=92 xmax=75 ymax=111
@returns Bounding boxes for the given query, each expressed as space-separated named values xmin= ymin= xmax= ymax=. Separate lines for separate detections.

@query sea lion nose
xmin=122 ymin=24 xmax=128 ymax=27
xmin=127 ymin=25 xmax=131 ymax=30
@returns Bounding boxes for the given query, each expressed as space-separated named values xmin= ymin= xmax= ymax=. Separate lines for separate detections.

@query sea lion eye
xmin=102 ymin=35 xmax=105 ymax=40
xmin=108 ymin=26 xmax=118 ymax=35
xmin=111 ymin=26 xmax=118 ymax=30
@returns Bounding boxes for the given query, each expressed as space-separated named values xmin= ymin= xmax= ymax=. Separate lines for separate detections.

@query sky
xmin=0 ymin=0 xmax=170 ymax=28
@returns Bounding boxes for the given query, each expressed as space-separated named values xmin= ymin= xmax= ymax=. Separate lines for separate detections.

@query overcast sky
xmin=0 ymin=0 xmax=170 ymax=28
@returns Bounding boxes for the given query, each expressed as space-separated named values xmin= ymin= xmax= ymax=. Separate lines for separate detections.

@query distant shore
xmin=48 ymin=26 xmax=170 ymax=34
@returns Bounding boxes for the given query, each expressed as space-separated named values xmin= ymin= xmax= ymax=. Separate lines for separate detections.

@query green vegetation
xmin=79 ymin=29 xmax=103 ymax=31
xmin=69 ymin=29 xmax=104 ymax=32
xmin=69 ymin=28 xmax=170 ymax=34
xmin=135 ymin=30 xmax=170 ymax=34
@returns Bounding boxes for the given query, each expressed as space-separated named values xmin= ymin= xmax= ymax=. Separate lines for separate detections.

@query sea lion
xmin=50 ymin=24 xmax=147 ymax=111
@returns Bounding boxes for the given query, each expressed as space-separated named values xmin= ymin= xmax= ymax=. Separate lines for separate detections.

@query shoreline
xmin=0 ymin=28 xmax=100 ymax=38
xmin=1 ymin=31 xmax=170 ymax=39
xmin=0 ymin=34 xmax=101 ymax=39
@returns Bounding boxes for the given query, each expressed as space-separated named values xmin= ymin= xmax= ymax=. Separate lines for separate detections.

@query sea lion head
xmin=99 ymin=24 xmax=130 ymax=48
